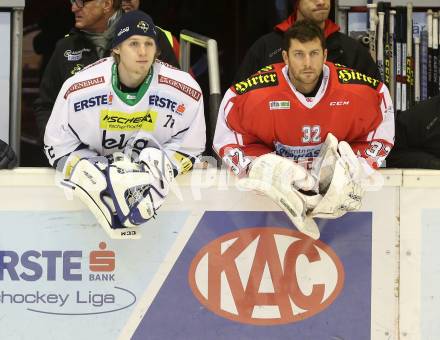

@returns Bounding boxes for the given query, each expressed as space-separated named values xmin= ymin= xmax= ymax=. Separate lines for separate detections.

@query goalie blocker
xmin=61 ymin=148 xmax=175 ymax=240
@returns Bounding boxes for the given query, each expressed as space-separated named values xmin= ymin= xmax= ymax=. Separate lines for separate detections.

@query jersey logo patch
xmin=64 ymin=48 xmax=91 ymax=61
xmin=64 ymin=76 xmax=105 ymax=98
xmin=269 ymin=101 xmax=290 ymax=110
xmin=100 ymin=110 xmax=157 ymax=131
xmin=234 ymin=72 xmax=278 ymax=95
xmin=158 ymin=75 xmax=201 ymax=101
xmin=337 ymin=69 xmax=380 ymax=90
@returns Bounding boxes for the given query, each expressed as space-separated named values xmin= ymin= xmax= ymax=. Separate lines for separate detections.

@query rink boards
xmin=0 ymin=168 xmax=438 ymax=340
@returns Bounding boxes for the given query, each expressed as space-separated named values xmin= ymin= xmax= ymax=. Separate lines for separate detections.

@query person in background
xmin=122 ymin=0 xmax=181 ymax=62
xmin=44 ymin=11 xmax=205 ymax=239
xmin=34 ymin=0 xmax=179 ymax=143
xmin=0 ymin=140 xmax=17 ymax=169
xmin=387 ymin=95 xmax=440 ymax=169
xmin=214 ymin=20 xmax=393 ymax=239
xmin=234 ymin=0 xmax=380 ymax=82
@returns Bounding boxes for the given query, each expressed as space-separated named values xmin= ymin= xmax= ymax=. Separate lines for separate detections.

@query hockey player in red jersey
xmin=213 ymin=20 xmax=394 ymax=239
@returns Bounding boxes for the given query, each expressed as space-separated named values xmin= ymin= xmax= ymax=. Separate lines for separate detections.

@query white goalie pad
xmin=238 ymin=153 xmax=322 ymax=239
xmin=309 ymin=134 xmax=365 ymax=219
xmin=62 ymin=155 xmax=141 ymax=240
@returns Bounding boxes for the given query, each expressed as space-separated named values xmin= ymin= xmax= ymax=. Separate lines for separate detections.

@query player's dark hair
xmin=283 ymin=19 xmax=326 ymax=51
xmin=112 ymin=0 xmax=122 ymax=11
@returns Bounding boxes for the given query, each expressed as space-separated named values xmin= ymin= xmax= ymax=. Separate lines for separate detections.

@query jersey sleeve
xmin=162 ymin=89 xmax=206 ymax=175
xmin=213 ymin=88 xmax=273 ymax=175
xmin=43 ymin=80 xmax=97 ymax=170
xmin=349 ymin=83 xmax=395 ymax=169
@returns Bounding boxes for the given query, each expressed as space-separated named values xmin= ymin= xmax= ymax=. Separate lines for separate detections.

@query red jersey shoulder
xmin=331 ymin=62 xmax=381 ymax=90
xmin=232 ymin=64 xmax=282 ymax=95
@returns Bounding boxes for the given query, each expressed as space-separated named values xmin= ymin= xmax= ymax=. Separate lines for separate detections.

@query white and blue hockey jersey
xmin=44 ymin=57 xmax=206 ymax=174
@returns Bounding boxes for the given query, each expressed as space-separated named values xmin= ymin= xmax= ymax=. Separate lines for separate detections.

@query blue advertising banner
xmin=132 ymin=211 xmax=372 ymax=340
xmin=0 ymin=210 xmax=189 ymax=340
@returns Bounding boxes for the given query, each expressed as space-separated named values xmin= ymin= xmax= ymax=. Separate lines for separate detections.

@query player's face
xmin=71 ymin=0 xmax=111 ymax=33
xmin=296 ymin=0 xmax=331 ymax=26
xmin=122 ymin=0 xmax=140 ymax=12
xmin=114 ymin=35 xmax=157 ymax=82
xmin=282 ymin=37 xmax=327 ymax=93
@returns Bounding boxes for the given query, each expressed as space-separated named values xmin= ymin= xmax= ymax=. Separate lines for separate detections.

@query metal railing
xmin=1 ymin=0 xmax=25 ymax=164
xmin=179 ymin=30 xmax=221 ymax=159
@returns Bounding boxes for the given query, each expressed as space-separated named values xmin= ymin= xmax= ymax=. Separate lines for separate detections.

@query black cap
xmin=111 ymin=10 xmax=157 ymax=48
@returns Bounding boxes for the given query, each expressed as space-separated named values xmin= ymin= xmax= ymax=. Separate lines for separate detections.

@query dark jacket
xmin=387 ymin=95 xmax=440 ymax=169
xmin=0 ymin=139 xmax=17 ymax=169
xmin=34 ymin=27 xmax=180 ymax=141
xmin=234 ymin=15 xmax=381 ymax=82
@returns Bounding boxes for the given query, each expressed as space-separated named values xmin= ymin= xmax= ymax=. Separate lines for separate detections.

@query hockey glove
xmin=308 ymin=133 xmax=365 ymax=219
xmin=138 ymin=147 xmax=175 ymax=210
xmin=63 ymin=152 xmax=164 ymax=239
xmin=238 ymin=153 xmax=322 ymax=239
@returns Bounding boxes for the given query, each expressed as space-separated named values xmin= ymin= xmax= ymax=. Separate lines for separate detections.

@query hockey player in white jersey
xmin=44 ymin=10 xmax=206 ymax=239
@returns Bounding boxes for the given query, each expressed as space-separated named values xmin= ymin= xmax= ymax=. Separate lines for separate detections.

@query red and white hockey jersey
xmin=213 ymin=62 xmax=394 ymax=174
xmin=44 ymin=58 xmax=206 ymax=174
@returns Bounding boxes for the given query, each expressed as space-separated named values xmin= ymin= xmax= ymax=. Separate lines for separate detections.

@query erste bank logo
xmin=188 ymin=227 xmax=344 ymax=325
xmin=0 ymin=242 xmax=136 ymax=315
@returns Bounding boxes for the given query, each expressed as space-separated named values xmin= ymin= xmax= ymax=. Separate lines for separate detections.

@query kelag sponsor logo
xmin=0 ymin=242 xmax=136 ymax=315
xmin=101 ymin=130 xmax=149 ymax=154
xmin=188 ymin=228 xmax=344 ymax=325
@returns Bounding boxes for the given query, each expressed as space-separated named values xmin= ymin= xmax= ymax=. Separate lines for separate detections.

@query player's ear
xmin=282 ymin=50 xmax=289 ymax=65
xmin=323 ymin=48 xmax=328 ymax=62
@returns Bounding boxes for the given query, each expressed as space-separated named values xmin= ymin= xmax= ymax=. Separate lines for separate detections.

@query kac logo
xmin=188 ymin=227 xmax=345 ymax=325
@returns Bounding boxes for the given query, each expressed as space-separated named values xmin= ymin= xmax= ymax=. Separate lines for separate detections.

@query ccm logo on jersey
xmin=337 ymin=69 xmax=380 ymax=89
xmin=330 ymin=101 xmax=350 ymax=106
xmin=188 ymin=228 xmax=345 ymax=325
xmin=74 ymin=94 xmax=113 ymax=112
xmin=234 ymin=72 xmax=278 ymax=95
xmin=64 ymin=76 xmax=105 ymax=99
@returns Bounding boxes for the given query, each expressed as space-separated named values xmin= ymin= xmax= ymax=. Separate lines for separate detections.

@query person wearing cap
xmin=34 ymin=0 xmax=179 ymax=146
xmin=234 ymin=0 xmax=380 ymax=83
xmin=43 ymin=10 xmax=206 ymax=238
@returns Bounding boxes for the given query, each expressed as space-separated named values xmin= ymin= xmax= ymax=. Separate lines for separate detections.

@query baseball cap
xmin=111 ymin=10 xmax=157 ymax=48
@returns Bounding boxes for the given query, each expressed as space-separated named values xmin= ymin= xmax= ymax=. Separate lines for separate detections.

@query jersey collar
xmin=282 ymin=64 xmax=330 ymax=109
xmin=111 ymin=62 xmax=153 ymax=106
